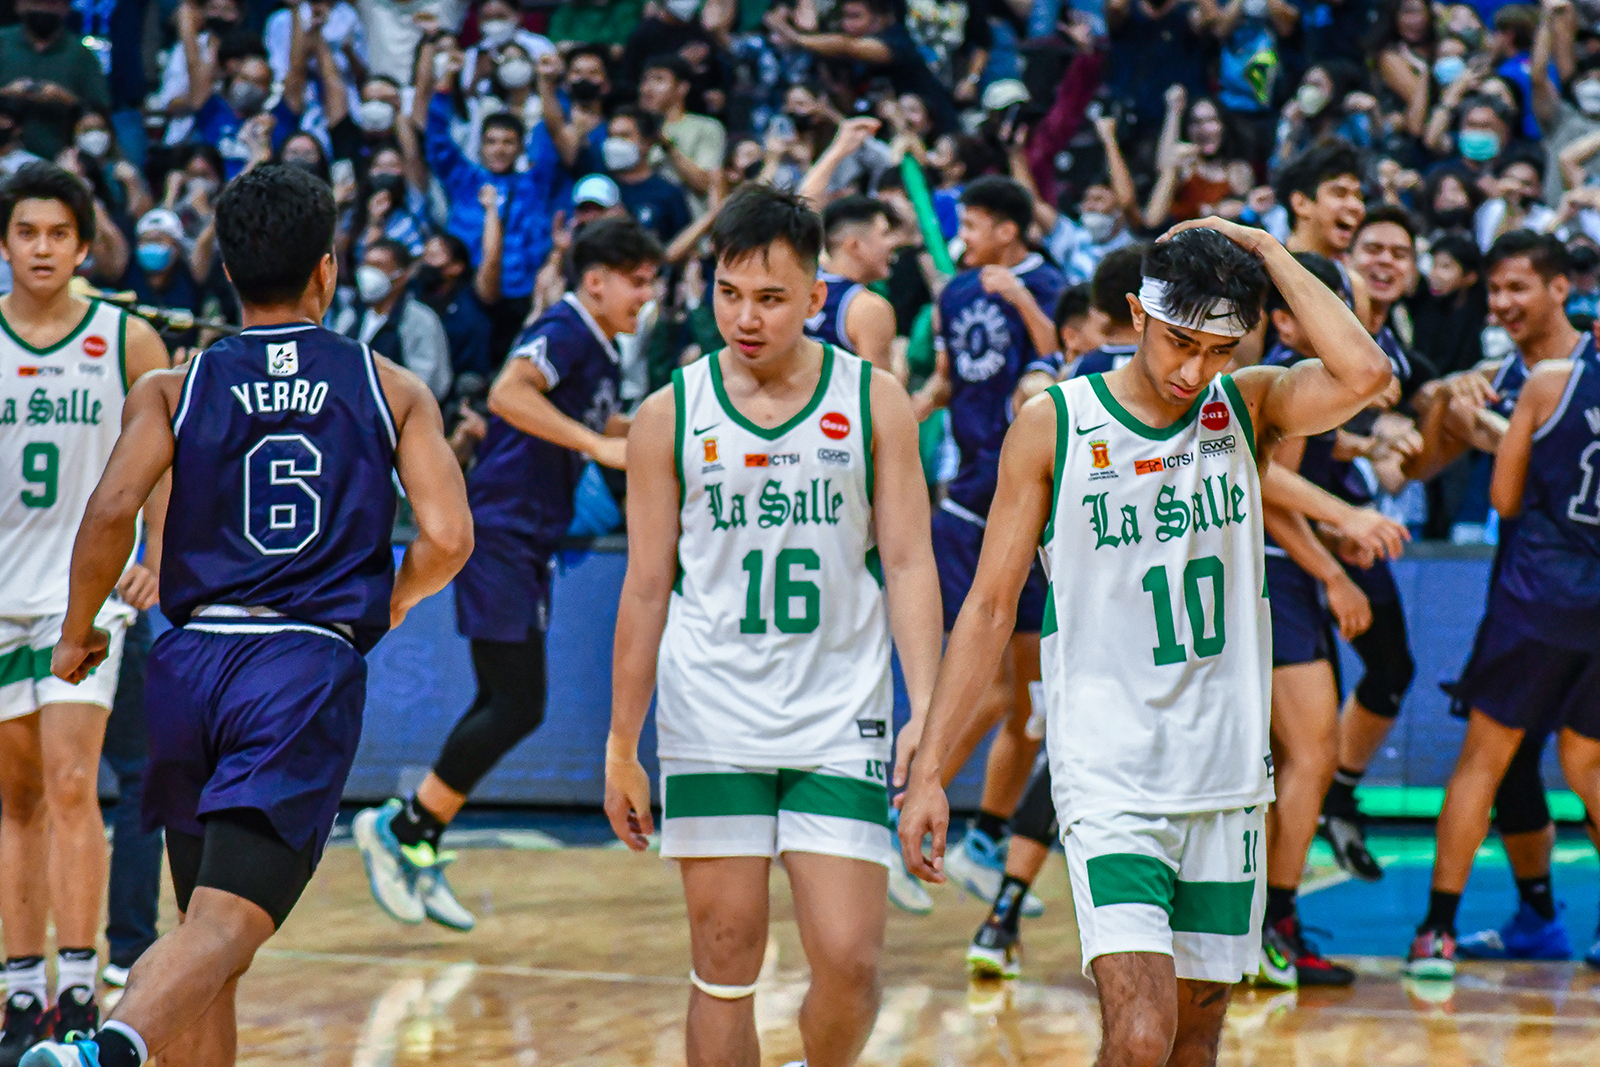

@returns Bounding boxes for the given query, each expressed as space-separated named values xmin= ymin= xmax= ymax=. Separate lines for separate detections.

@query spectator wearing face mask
xmin=1476 ymin=152 xmax=1558 ymax=251
xmin=535 ymin=46 xmax=611 ymax=177
xmin=1421 ymin=165 xmax=1484 ymax=235
xmin=1533 ymin=2 xmax=1600 ymax=207
xmin=325 ymin=69 xmax=410 ymax=179
xmin=154 ymin=0 xmax=249 ymax=145
xmin=1438 ymin=93 xmax=1515 ymax=182
xmin=331 ymin=237 xmax=454 ymax=399
xmin=128 ymin=208 xmax=203 ymax=344
xmin=618 ymin=0 xmax=728 ymax=108
xmin=639 ymin=53 xmax=725 ymax=217
xmin=1005 ymin=111 xmax=1137 ymax=284
xmin=0 ymin=0 xmax=112 ymax=159
xmin=462 ymin=0 xmax=555 ymax=93
xmin=71 ymin=111 xmax=152 ymax=222
xmin=1273 ymin=61 xmax=1379 ymax=171
xmin=415 ymin=232 xmax=497 ymax=381
xmin=359 ymin=161 xmax=431 ymax=261
xmin=603 ymin=106 xmax=693 ymax=244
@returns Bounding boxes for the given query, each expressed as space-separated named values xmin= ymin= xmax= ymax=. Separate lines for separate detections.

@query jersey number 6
xmin=244 ymin=434 xmax=324 ymax=555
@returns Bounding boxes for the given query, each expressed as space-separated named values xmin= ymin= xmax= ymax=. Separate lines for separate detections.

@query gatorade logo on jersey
xmin=1200 ymin=401 xmax=1230 ymax=431
xmin=267 ymin=342 xmax=299 ymax=377
xmin=82 ymin=335 xmax=107 ymax=358
xmin=820 ymin=411 xmax=850 ymax=440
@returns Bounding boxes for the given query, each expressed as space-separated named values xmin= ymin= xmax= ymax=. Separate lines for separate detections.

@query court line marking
xmin=259 ymin=948 xmax=687 ymax=987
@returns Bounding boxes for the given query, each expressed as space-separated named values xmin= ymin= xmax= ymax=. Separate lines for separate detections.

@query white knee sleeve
xmin=689 ymin=969 xmax=758 ymax=1000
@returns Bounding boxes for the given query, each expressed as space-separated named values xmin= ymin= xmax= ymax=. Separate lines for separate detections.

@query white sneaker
xmin=416 ymin=859 xmax=476 ymax=931
xmin=887 ymin=854 xmax=934 ymax=915
xmin=944 ymin=834 xmax=1046 ymax=917
xmin=353 ymin=801 xmax=426 ymax=924
xmin=99 ymin=963 xmax=130 ymax=988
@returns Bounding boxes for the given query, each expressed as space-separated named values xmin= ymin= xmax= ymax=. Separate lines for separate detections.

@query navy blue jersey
xmin=1497 ymin=358 xmax=1600 ymax=644
xmin=805 ymin=271 xmax=864 ymax=352
xmin=1070 ymin=343 xmax=1137 ymax=378
xmin=938 ymin=253 xmax=1066 ymax=516
xmin=1489 ymin=334 xmax=1599 ymax=419
xmin=467 ymin=293 xmax=621 ymax=547
xmin=162 ymin=323 xmax=399 ymax=653
xmin=1262 ymin=343 xmax=1372 ymax=508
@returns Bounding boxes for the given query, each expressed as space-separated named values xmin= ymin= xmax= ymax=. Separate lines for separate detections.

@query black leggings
xmin=432 ymin=632 xmax=548 ymax=796
xmin=1011 ymin=756 xmax=1058 ymax=848
xmin=1493 ymin=732 xmax=1552 ymax=836
xmin=1345 ymin=596 xmax=1415 ymax=718
xmin=166 ymin=809 xmax=317 ymax=929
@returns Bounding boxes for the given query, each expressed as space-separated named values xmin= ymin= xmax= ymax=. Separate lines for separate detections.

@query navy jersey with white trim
xmin=1489 ymin=334 xmax=1599 ymax=419
xmin=467 ymin=293 xmax=622 ymax=547
xmin=1070 ymin=343 xmax=1137 ymax=378
xmin=804 ymin=272 xmax=863 ymax=351
xmin=162 ymin=324 xmax=399 ymax=653
xmin=938 ymin=253 xmax=1065 ymax=516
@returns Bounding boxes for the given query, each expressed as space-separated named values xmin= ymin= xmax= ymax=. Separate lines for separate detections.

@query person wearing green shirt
xmin=0 ymin=0 xmax=111 ymax=159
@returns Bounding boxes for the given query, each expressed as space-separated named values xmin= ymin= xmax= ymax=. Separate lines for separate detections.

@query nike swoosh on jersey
xmin=693 ymin=423 xmax=719 ymax=434
xmin=1075 ymin=422 xmax=1109 ymax=435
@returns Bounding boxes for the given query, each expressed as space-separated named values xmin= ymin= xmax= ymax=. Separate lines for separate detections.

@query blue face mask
xmin=1433 ymin=56 xmax=1466 ymax=86
xmin=137 ymin=242 xmax=174 ymax=272
xmin=1458 ymin=128 xmax=1501 ymax=162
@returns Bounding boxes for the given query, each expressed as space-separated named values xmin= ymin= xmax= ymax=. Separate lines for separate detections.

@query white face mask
xmin=1079 ymin=210 xmax=1118 ymax=244
xmin=357 ymin=99 xmax=396 ymax=133
xmin=1577 ymin=79 xmax=1600 ymax=116
xmin=603 ymin=136 xmax=641 ymax=172
xmin=1242 ymin=0 xmax=1268 ymax=18
xmin=356 ymin=264 xmax=394 ymax=304
xmin=433 ymin=51 xmax=456 ymax=81
xmin=1297 ymin=83 xmax=1330 ymax=117
xmin=478 ymin=18 xmax=516 ymax=48
xmin=498 ymin=58 xmax=534 ymax=89
xmin=75 ymin=129 xmax=110 ymax=158
xmin=665 ymin=0 xmax=701 ymax=19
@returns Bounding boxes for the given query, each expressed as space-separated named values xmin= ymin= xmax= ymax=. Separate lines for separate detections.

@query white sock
xmin=100 ymin=1020 xmax=150 ymax=1065
xmin=3 ymin=957 xmax=47 ymax=1006
xmin=56 ymin=949 xmax=98 ymax=998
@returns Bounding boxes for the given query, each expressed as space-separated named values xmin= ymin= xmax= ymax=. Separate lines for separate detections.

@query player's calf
xmin=1090 ymin=953 xmax=1178 ymax=1067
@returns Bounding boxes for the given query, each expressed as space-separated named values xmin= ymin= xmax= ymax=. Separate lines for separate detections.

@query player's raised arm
xmin=1490 ymin=359 xmax=1573 ymax=518
xmin=605 ymin=385 xmax=679 ymax=849
xmin=898 ymin=390 xmax=1057 ymax=880
xmin=384 ymin=363 xmax=474 ymax=628
xmin=54 ymin=369 xmax=185 ymax=683
xmin=865 ymin=369 xmax=944 ymax=786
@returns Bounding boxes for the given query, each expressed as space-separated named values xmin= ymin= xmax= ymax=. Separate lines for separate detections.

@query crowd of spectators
xmin=5 ymin=0 xmax=1598 ymax=539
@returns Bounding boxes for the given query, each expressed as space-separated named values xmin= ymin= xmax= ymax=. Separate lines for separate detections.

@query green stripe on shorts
xmin=1171 ymin=879 xmax=1255 ymax=936
xmin=0 ymin=645 xmax=51 ymax=687
xmin=663 ymin=772 xmax=778 ymax=819
xmin=1087 ymin=853 xmax=1177 ymax=916
xmin=778 ymin=770 xmax=889 ymax=827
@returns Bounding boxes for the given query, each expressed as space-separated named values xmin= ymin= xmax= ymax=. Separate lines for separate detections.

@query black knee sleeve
xmin=1349 ymin=599 xmax=1414 ymax=718
xmin=1492 ymin=733 xmax=1552 ymax=835
xmin=1010 ymin=761 xmax=1058 ymax=847
xmin=166 ymin=828 xmax=204 ymax=916
xmin=192 ymin=809 xmax=316 ymax=929
xmin=433 ymin=633 xmax=548 ymax=795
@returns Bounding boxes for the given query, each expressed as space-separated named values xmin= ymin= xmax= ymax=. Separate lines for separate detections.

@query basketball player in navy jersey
xmin=1407 ymin=231 xmax=1600 ymax=968
xmin=1070 ymin=245 xmax=1145 ymax=379
xmin=805 ymin=196 xmax=902 ymax=380
xmin=25 ymin=164 xmax=473 ymax=1067
xmin=356 ymin=218 xmax=663 ymax=931
xmin=912 ymin=174 xmax=1064 ymax=910
xmin=1406 ymin=332 xmax=1600 ymax=980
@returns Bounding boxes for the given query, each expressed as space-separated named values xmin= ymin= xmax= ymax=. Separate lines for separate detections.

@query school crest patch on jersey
xmin=267 ymin=342 xmax=299 ymax=377
xmin=1090 ymin=440 xmax=1111 ymax=468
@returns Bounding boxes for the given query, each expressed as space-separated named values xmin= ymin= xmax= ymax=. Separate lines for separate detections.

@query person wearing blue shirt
xmin=414 ymin=233 xmax=495 ymax=382
xmin=602 ymin=106 xmax=693 ymax=245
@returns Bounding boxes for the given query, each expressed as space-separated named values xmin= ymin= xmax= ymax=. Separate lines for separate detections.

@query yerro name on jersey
xmin=229 ymin=378 xmax=331 ymax=416
xmin=2 ymin=387 xmax=106 ymax=425
xmin=1082 ymin=474 xmax=1249 ymax=549
xmin=706 ymin=477 xmax=849 ymax=530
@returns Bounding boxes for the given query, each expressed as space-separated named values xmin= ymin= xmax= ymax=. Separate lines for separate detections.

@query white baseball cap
xmin=982 ymin=79 xmax=1030 ymax=111
xmin=573 ymin=174 xmax=620 ymax=209
xmin=135 ymin=208 xmax=186 ymax=242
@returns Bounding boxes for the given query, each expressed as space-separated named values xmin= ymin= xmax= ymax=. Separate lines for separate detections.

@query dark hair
xmin=960 ymin=175 xmax=1032 ymax=238
xmin=566 ymin=43 xmax=609 ymax=74
xmin=1356 ymin=203 xmax=1419 ymax=243
xmin=177 ymin=143 xmax=225 ymax=182
xmin=1367 ymin=0 xmax=1437 ymax=59
xmin=1496 ymin=146 xmax=1546 ymax=184
xmin=1054 ymin=283 xmax=1092 ymax=331
xmin=214 ymin=164 xmax=337 ymax=306
xmin=482 ymin=111 xmax=526 ymax=144
xmin=1091 ymin=244 xmax=1147 ymax=325
xmin=1274 ymin=139 xmax=1364 ymax=224
xmin=436 ymin=232 xmax=473 ymax=269
xmin=612 ymin=104 xmax=661 ymax=142
xmin=1423 ymin=164 xmax=1484 ymax=225
xmin=1493 ymin=4 xmax=1538 ymax=51
xmin=1486 ymin=229 xmax=1570 ymax=281
xmin=571 ymin=216 xmax=664 ymax=277
xmin=642 ymin=52 xmax=693 ymax=85
xmin=1430 ymin=230 xmax=1483 ymax=275
xmin=873 ymin=166 xmax=907 ymax=194
xmin=842 ymin=0 xmax=895 ymax=15
xmin=710 ymin=183 xmax=824 ymax=274
xmin=822 ymin=195 xmax=898 ymax=251
xmin=367 ymin=236 xmax=413 ymax=271
xmin=1140 ymin=228 xmax=1267 ymax=333
xmin=1456 ymin=92 xmax=1515 ymax=134
xmin=1266 ymin=252 xmax=1344 ymax=314
xmin=0 ymin=161 xmax=95 ymax=244
xmin=271 ymin=131 xmax=332 ymax=185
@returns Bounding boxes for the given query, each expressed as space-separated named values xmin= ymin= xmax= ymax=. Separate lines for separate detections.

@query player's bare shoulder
xmin=373 ymin=353 xmax=442 ymax=431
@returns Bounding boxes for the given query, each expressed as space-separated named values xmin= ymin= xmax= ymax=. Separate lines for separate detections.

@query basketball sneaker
xmin=1270 ymin=917 xmax=1354 ymax=987
xmin=1456 ymin=901 xmax=1571 ymax=960
xmin=0 ymin=993 xmax=50 ymax=1067
xmin=414 ymin=852 xmax=476 ymax=931
xmin=943 ymin=828 xmax=1044 ymax=917
xmin=97 ymin=965 xmax=129 ymax=990
xmin=353 ymin=800 xmax=426 ymax=924
xmin=17 ymin=1040 xmax=97 ymax=1067
xmin=1254 ymin=924 xmax=1298 ymax=989
xmin=1316 ymin=814 xmax=1383 ymax=882
xmin=49 ymin=989 xmax=96 ymax=1042
xmin=1404 ymin=928 xmax=1457 ymax=981
xmin=966 ymin=917 xmax=1021 ymax=980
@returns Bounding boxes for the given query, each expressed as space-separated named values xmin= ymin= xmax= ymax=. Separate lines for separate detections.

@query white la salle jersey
xmin=1040 ymin=372 xmax=1273 ymax=825
xmin=656 ymin=345 xmax=893 ymax=766
xmin=0 ymin=300 xmax=132 ymax=616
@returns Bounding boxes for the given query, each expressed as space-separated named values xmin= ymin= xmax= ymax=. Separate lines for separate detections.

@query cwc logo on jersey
xmin=1200 ymin=401 xmax=1230 ymax=431
xmin=817 ymin=448 xmax=851 ymax=467
xmin=703 ymin=438 xmax=718 ymax=463
xmin=1200 ymin=435 xmax=1236 ymax=456
xmin=1135 ymin=453 xmax=1193 ymax=475
xmin=267 ymin=341 xmax=299 ymax=377
xmin=820 ymin=411 xmax=850 ymax=439
xmin=81 ymin=335 xmax=108 ymax=358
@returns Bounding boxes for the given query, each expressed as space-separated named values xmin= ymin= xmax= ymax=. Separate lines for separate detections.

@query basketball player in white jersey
xmin=899 ymin=218 xmax=1390 ymax=1066
xmin=605 ymin=184 xmax=942 ymax=1067
xmin=0 ymin=162 xmax=168 ymax=1060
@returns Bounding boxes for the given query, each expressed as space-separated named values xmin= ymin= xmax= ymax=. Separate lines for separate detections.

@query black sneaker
xmin=50 ymin=987 xmax=97 ymax=1041
xmin=1317 ymin=814 xmax=1384 ymax=882
xmin=965 ymin=917 xmax=1021 ymax=979
xmin=1276 ymin=917 xmax=1355 ymax=987
xmin=0 ymin=992 xmax=51 ymax=1067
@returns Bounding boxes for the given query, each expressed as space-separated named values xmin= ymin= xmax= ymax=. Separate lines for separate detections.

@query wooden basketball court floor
xmin=46 ymin=843 xmax=1600 ymax=1066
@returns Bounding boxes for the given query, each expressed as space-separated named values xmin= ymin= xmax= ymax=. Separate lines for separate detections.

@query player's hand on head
xmin=1324 ymin=572 xmax=1372 ymax=640
xmin=1160 ymin=215 xmax=1274 ymax=255
xmin=604 ymin=751 xmax=655 ymax=850
xmin=51 ymin=628 xmax=109 ymax=686
xmin=116 ymin=562 xmax=160 ymax=611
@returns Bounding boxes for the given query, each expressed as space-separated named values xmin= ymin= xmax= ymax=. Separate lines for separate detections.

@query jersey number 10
xmin=1141 ymin=556 xmax=1226 ymax=666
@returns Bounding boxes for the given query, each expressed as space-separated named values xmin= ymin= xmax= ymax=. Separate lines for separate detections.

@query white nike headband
xmin=1137 ymin=277 xmax=1251 ymax=339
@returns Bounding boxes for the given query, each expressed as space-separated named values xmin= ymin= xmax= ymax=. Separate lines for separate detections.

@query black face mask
xmin=742 ymin=160 xmax=764 ymax=180
xmin=568 ymin=79 xmax=604 ymax=103
xmin=369 ymin=172 xmax=406 ymax=197
xmin=1432 ymin=206 xmax=1474 ymax=231
xmin=22 ymin=11 xmax=65 ymax=38
xmin=203 ymin=16 xmax=237 ymax=33
xmin=786 ymin=111 xmax=814 ymax=132
xmin=415 ymin=263 xmax=449 ymax=294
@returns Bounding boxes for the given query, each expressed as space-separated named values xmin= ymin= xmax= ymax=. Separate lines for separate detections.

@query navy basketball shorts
xmin=1343 ymin=554 xmax=1399 ymax=604
xmin=932 ymin=503 xmax=1047 ymax=633
xmin=1265 ymin=555 xmax=1333 ymax=668
xmin=1454 ymin=591 xmax=1600 ymax=740
xmin=453 ymin=525 xmax=554 ymax=643
xmin=143 ymin=627 xmax=367 ymax=864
